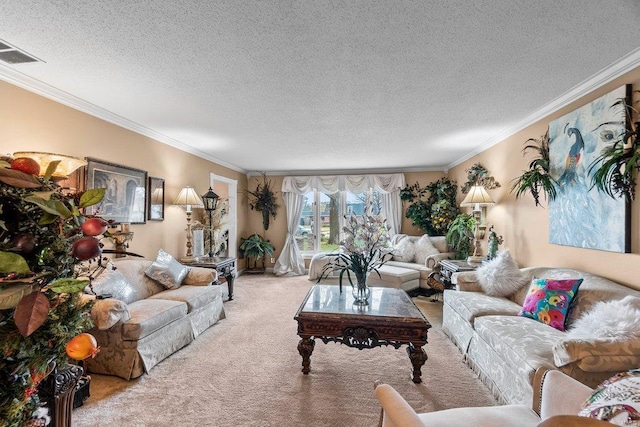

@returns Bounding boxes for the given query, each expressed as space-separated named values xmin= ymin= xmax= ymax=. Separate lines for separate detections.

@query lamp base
xmin=466 ymin=255 xmax=483 ymax=266
xmin=180 ymin=256 xmax=195 ymax=263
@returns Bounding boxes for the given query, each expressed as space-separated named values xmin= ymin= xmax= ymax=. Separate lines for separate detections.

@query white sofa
xmin=443 ymin=266 xmax=640 ymax=405
xmin=308 ymin=234 xmax=454 ymax=293
xmin=83 ymin=258 xmax=226 ymax=380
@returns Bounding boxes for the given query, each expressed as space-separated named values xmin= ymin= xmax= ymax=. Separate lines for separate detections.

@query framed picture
xmin=148 ymin=176 xmax=165 ymax=221
xmin=85 ymin=157 xmax=148 ymax=224
xmin=548 ymin=84 xmax=631 ymax=253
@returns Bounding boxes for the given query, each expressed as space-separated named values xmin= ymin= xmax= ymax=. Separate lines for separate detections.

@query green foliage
xmin=239 ymin=233 xmax=275 ymax=269
xmin=588 ymin=96 xmax=640 ymax=201
xmin=0 ymin=161 xmax=104 ymax=426
xmin=510 ymin=132 xmax=558 ymax=207
xmin=461 ymin=163 xmax=501 ymax=194
xmin=445 ymin=214 xmax=476 ymax=259
xmin=247 ymin=173 xmax=279 ymax=230
xmin=400 ymin=178 xmax=459 ymax=235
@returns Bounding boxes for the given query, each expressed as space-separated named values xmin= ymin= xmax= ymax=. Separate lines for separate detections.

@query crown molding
xmin=447 ymin=46 xmax=640 ymax=170
xmin=245 ymin=165 xmax=446 ymax=177
xmin=0 ymin=64 xmax=247 ymax=174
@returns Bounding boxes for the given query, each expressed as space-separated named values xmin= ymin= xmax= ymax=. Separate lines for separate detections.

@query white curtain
xmin=275 ymin=173 xmax=405 ymax=276
xmin=273 ymin=191 xmax=306 ymax=276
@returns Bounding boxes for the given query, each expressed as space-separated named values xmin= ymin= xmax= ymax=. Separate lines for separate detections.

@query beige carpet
xmin=73 ymin=275 xmax=496 ymax=426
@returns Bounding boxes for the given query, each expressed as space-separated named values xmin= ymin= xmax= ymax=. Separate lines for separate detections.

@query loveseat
xmin=83 ymin=257 xmax=226 ymax=380
xmin=443 ymin=265 xmax=640 ymax=406
xmin=308 ymin=234 xmax=454 ymax=292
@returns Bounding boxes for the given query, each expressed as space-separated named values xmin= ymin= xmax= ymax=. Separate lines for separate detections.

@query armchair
xmin=374 ymin=368 xmax=612 ymax=427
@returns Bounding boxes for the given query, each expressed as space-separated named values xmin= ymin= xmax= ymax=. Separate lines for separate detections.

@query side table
xmin=439 ymin=259 xmax=478 ymax=289
xmin=184 ymin=256 xmax=237 ymax=301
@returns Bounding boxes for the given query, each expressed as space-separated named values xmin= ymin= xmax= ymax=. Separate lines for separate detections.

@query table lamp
xmin=172 ymin=186 xmax=204 ymax=262
xmin=460 ymin=185 xmax=495 ymax=264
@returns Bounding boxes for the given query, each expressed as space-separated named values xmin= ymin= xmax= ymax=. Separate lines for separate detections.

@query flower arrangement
xmin=247 ymin=173 xmax=279 ymax=230
xmin=0 ymin=155 xmax=107 ymax=426
xmin=319 ymin=210 xmax=392 ymax=304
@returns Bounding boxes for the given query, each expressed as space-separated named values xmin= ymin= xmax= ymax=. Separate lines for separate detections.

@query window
xmin=296 ymin=188 xmax=385 ymax=254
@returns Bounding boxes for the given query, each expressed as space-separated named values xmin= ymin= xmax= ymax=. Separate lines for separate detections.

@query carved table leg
xmin=226 ymin=272 xmax=234 ymax=301
xmin=297 ymin=337 xmax=315 ymax=374
xmin=406 ymin=344 xmax=427 ymax=384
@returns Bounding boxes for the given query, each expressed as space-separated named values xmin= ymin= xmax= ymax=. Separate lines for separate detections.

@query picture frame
xmin=548 ymin=84 xmax=631 ymax=253
xmin=85 ymin=157 xmax=148 ymax=224
xmin=148 ymin=176 xmax=165 ymax=221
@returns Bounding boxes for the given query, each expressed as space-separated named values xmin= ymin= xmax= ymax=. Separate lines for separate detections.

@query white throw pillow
xmin=144 ymin=249 xmax=190 ymax=289
xmin=566 ymin=296 xmax=640 ymax=340
xmin=413 ymin=235 xmax=440 ymax=265
xmin=476 ymin=250 xmax=529 ymax=297
xmin=393 ymin=236 xmax=415 ymax=262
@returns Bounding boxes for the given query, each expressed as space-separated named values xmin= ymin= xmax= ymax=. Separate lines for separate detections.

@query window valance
xmin=280 ymin=173 xmax=405 ymax=194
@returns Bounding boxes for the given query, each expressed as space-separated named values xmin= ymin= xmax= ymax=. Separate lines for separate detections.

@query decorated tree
xmin=0 ymin=155 xmax=106 ymax=426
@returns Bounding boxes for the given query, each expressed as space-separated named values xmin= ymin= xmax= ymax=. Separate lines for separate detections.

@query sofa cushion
xmin=392 ymin=235 xmax=415 ymax=262
xmin=445 ymin=291 xmax=522 ymax=324
xmin=474 ymin=315 xmax=564 ymax=378
xmin=414 ymin=235 xmax=440 ymax=265
xmin=183 ymin=267 xmax=217 ymax=286
xmin=86 ymin=267 xmax=140 ymax=304
xmin=578 ymin=369 xmax=640 ymax=424
xmin=553 ymin=338 xmax=640 ymax=373
xmin=476 ymin=250 xmax=529 ymax=297
xmin=519 ymin=278 xmax=583 ymax=331
xmin=369 ymin=265 xmax=419 ymax=290
xmin=122 ymin=299 xmax=188 ymax=340
xmin=145 ymin=249 xmax=190 ymax=289
xmin=149 ymin=285 xmax=222 ymax=312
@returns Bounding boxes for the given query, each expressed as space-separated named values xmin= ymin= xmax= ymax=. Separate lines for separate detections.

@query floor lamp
xmin=460 ymin=185 xmax=495 ymax=265
xmin=201 ymin=187 xmax=220 ymax=258
xmin=172 ymin=186 xmax=204 ymax=262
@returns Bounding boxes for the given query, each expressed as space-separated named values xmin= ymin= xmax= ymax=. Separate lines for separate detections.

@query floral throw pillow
xmin=518 ymin=277 xmax=583 ymax=331
xmin=579 ymin=369 xmax=640 ymax=426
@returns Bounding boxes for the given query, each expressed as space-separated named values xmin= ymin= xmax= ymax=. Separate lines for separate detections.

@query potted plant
xmin=239 ymin=233 xmax=275 ymax=273
xmin=510 ymin=132 xmax=558 ymax=206
xmin=445 ymin=213 xmax=476 ymax=259
xmin=400 ymin=178 xmax=459 ymax=235
xmin=247 ymin=173 xmax=279 ymax=230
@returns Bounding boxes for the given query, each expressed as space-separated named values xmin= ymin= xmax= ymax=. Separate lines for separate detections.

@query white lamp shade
xmin=460 ymin=185 xmax=495 ymax=208
xmin=13 ymin=151 xmax=87 ymax=177
xmin=172 ymin=186 xmax=204 ymax=209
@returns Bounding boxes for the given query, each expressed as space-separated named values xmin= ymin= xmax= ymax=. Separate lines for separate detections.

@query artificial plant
xmin=588 ymin=94 xmax=640 ymax=201
xmin=0 ymin=156 xmax=107 ymax=426
xmin=247 ymin=173 xmax=279 ymax=230
xmin=461 ymin=163 xmax=501 ymax=194
xmin=445 ymin=213 xmax=476 ymax=259
xmin=400 ymin=178 xmax=459 ymax=235
xmin=510 ymin=131 xmax=558 ymax=206
xmin=239 ymin=233 xmax=275 ymax=272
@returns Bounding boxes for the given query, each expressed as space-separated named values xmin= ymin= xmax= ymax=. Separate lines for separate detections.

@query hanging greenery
xmin=400 ymin=178 xmax=459 ymax=235
xmin=461 ymin=163 xmax=501 ymax=194
xmin=247 ymin=173 xmax=279 ymax=231
xmin=588 ymin=95 xmax=640 ymax=201
xmin=510 ymin=132 xmax=558 ymax=207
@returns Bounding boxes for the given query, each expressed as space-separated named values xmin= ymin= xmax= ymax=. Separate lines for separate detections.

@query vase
xmin=352 ymin=272 xmax=371 ymax=306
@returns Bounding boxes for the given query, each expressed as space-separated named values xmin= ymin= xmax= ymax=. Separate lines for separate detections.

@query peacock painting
xmin=548 ymin=84 xmax=630 ymax=253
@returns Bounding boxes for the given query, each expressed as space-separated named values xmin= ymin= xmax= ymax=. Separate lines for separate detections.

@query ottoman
xmin=368 ymin=265 xmax=420 ymax=292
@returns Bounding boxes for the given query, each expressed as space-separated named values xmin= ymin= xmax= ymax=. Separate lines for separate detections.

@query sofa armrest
xmin=183 ymin=266 xmax=217 ymax=286
xmin=90 ymin=297 xmax=131 ymax=330
xmin=374 ymin=381 xmax=426 ymax=427
xmin=533 ymin=368 xmax=593 ymax=420
xmin=454 ymin=271 xmax=484 ymax=292
xmin=425 ymin=252 xmax=455 ymax=269
xmin=553 ymin=338 xmax=640 ymax=372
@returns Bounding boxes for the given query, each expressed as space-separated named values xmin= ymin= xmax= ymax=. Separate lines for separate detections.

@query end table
xmin=439 ymin=259 xmax=478 ymax=289
xmin=184 ymin=256 xmax=237 ymax=301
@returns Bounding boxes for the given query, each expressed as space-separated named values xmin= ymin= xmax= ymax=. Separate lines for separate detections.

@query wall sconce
xmin=460 ymin=185 xmax=495 ymax=264
xmin=108 ymin=223 xmax=134 ymax=258
xmin=12 ymin=151 xmax=86 ymax=178
xmin=172 ymin=186 xmax=204 ymax=262
xmin=201 ymin=187 xmax=220 ymax=259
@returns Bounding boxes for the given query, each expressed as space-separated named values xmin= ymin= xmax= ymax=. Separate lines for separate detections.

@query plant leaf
xmin=14 ymin=291 xmax=50 ymax=337
xmin=43 ymin=160 xmax=61 ymax=180
xmin=39 ymin=212 xmax=58 ymax=225
xmin=80 ymin=188 xmax=106 ymax=208
xmin=24 ymin=196 xmax=73 ymax=219
xmin=0 ymin=168 xmax=42 ymax=188
xmin=0 ymin=251 xmax=32 ymax=274
xmin=47 ymin=278 xmax=89 ymax=294
xmin=0 ymin=284 xmax=36 ymax=310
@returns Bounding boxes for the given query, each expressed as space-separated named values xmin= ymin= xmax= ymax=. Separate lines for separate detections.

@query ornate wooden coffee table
xmin=294 ymin=284 xmax=431 ymax=383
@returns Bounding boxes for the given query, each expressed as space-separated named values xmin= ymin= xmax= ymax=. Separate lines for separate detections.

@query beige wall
xmin=448 ymin=66 xmax=640 ymax=289
xmin=1 ymin=81 xmax=248 ymax=266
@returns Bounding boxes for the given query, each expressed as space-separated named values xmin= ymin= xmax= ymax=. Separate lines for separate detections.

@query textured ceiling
xmin=1 ymin=1 xmax=640 ymax=174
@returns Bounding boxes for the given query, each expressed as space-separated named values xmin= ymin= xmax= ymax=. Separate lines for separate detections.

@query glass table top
xmin=299 ymin=284 xmax=427 ymax=320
